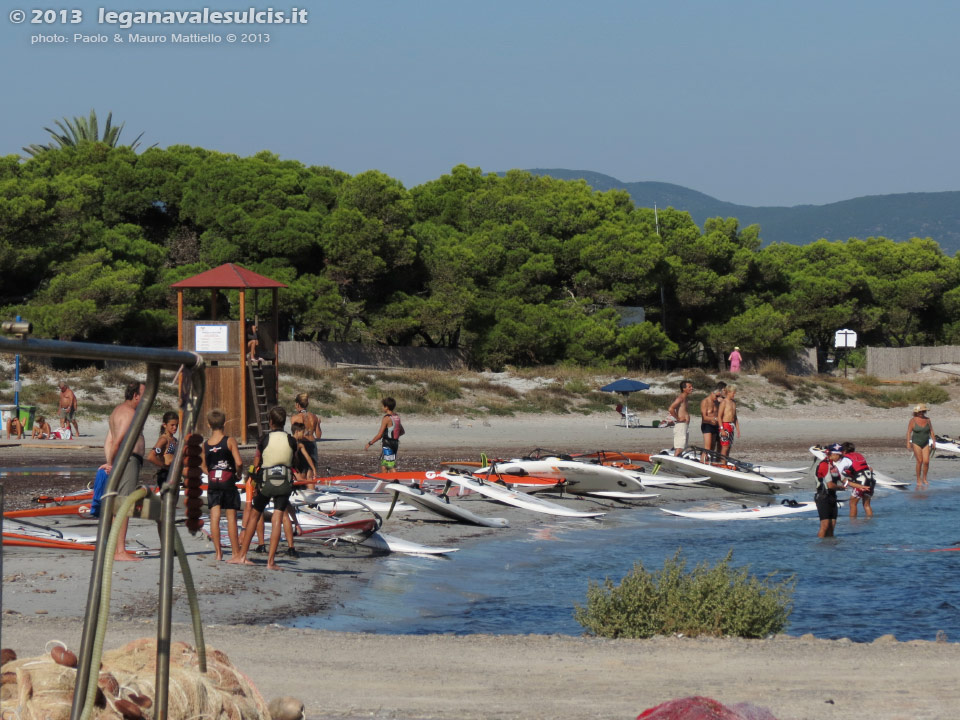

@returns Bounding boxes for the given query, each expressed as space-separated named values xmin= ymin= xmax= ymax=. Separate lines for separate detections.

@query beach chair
xmin=614 ymin=403 xmax=640 ymax=428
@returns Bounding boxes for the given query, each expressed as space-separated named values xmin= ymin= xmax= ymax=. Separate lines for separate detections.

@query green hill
xmin=526 ymin=169 xmax=960 ymax=254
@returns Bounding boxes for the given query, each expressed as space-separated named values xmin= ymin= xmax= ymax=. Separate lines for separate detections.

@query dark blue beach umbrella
xmin=600 ymin=378 xmax=650 ymax=424
xmin=600 ymin=379 xmax=650 ymax=394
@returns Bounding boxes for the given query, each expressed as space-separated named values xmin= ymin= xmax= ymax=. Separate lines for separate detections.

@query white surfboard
xmin=357 ymin=530 xmax=460 ymax=555
xmin=478 ymin=458 xmax=647 ymax=496
xmin=808 ymin=446 xmax=910 ymax=489
xmin=440 ymin=472 xmax=605 ymax=518
xmin=384 ymin=483 xmax=509 ymax=528
xmin=292 ymin=490 xmax=417 ymax=514
xmin=661 ymin=500 xmax=819 ymax=520
xmin=652 ymin=454 xmax=798 ymax=495
xmin=621 ymin=471 xmax=711 ymax=487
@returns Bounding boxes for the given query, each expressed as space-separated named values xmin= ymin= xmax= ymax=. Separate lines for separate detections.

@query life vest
xmin=843 ymin=451 xmax=875 ymax=492
xmin=388 ymin=413 xmax=404 ymax=440
xmin=815 ymin=459 xmax=839 ymax=497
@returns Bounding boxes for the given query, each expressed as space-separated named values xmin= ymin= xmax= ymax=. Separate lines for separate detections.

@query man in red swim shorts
xmin=717 ymin=384 xmax=740 ymax=458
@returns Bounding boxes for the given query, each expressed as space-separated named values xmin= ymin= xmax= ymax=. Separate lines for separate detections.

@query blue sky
xmin=2 ymin=0 xmax=958 ymax=206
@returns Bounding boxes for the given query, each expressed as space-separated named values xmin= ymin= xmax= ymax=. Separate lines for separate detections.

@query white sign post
xmin=834 ymin=329 xmax=858 ymax=377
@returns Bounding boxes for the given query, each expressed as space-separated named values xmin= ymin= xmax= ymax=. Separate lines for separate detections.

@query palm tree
xmin=22 ymin=109 xmax=148 ymax=156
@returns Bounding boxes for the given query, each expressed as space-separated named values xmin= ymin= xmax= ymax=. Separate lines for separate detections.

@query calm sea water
xmin=8 ymin=466 xmax=957 ymax=641
xmin=290 ymin=478 xmax=960 ymax=642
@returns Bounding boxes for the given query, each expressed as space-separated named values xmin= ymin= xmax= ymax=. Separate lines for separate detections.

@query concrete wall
xmin=279 ymin=341 xmax=466 ymax=371
xmin=785 ymin=347 xmax=818 ymax=375
xmin=866 ymin=346 xmax=960 ymax=378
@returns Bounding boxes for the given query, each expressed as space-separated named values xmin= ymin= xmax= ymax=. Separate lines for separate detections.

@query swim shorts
xmin=720 ymin=422 xmax=734 ymax=447
xmin=815 ymin=493 xmax=839 ymax=520
xmin=253 ymin=490 xmax=291 ymax=514
xmin=700 ymin=421 xmax=719 ymax=437
xmin=208 ymin=487 xmax=242 ymax=511
xmin=59 ymin=407 xmax=75 ymax=422
xmin=117 ymin=454 xmax=144 ymax=496
xmin=673 ymin=421 xmax=689 ymax=451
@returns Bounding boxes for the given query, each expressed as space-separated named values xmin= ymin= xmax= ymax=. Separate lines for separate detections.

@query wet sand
xmin=2 ymin=407 xmax=959 ymax=719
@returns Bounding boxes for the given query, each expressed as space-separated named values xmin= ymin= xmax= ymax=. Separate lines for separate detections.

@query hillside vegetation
xmin=3 ymin=142 xmax=960 ymax=372
xmin=530 ymin=169 xmax=960 ymax=252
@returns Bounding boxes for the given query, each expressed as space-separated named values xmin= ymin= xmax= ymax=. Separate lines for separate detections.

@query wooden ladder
xmin=247 ymin=364 xmax=271 ymax=437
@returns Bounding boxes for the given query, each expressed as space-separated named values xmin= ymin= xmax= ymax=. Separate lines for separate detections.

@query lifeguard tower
xmin=171 ymin=263 xmax=287 ymax=444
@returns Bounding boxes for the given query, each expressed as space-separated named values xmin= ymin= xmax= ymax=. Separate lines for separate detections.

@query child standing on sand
xmin=201 ymin=409 xmax=243 ymax=561
xmin=365 ymin=397 xmax=403 ymax=470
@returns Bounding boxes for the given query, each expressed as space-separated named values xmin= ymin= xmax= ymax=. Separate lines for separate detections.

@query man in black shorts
xmin=230 ymin=406 xmax=298 ymax=569
xmin=814 ymin=443 xmax=845 ymax=538
xmin=699 ymin=382 xmax=726 ymax=462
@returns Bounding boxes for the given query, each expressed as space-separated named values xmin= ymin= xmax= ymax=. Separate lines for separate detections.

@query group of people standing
xmin=667 ymin=380 xmax=740 ymax=459
xmin=101 ymin=383 xmax=404 ymax=569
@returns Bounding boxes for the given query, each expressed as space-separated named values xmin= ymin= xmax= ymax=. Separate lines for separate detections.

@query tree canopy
xmin=2 ymin=143 xmax=957 ymax=369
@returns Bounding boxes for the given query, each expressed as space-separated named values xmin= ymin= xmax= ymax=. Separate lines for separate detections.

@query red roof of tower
xmin=170 ymin=263 xmax=287 ymax=289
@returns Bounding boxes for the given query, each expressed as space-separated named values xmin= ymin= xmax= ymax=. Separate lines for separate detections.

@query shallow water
xmin=290 ymin=478 xmax=960 ymax=642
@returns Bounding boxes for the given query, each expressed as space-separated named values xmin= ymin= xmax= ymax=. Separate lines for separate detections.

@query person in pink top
xmin=728 ymin=346 xmax=742 ymax=374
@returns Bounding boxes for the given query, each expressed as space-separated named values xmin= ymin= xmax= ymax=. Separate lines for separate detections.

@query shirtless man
xmin=700 ymin=381 xmax=726 ymax=462
xmin=291 ymin=392 xmax=321 ymax=472
xmin=717 ymin=384 xmax=740 ymax=458
xmin=58 ymin=382 xmax=79 ymax=437
xmin=667 ymin=380 xmax=694 ymax=456
xmin=104 ymin=381 xmax=146 ymax=562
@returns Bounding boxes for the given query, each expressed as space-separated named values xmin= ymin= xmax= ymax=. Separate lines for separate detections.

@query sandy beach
xmin=3 ymin=402 xmax=960 ymax=719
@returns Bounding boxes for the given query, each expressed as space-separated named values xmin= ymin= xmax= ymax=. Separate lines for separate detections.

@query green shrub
xmin=864 ymin=383 xmax=950 ymax=408
xmin=906 ymin=383 xmax=951 ymax=406
xmin=284 ymin=364 xmax=325 ymax=381
xmin=338 ymin=395 xmax=379 ymax=416
xmin=517 ymin=388 xmax=572 ymax=414
xmin=574 ymin=550 xmax=794 ymax=639
xmin=757 ymin=359 xmax=793 ymax=390
xmin=679 ymin=368 xmax=716 ymax=387
xmin=563 ymin=379 xmax=592 ymax=394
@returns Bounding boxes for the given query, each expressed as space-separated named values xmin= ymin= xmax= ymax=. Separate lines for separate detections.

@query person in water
xmin=839 ymin=441 xmax=875 ymax=519
xmin=814 ymin=443 xmax=847 ymax=538
xmin=906 ymin=403 xmax=934 ymax=490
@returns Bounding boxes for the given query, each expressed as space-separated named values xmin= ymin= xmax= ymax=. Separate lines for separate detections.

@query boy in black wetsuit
xmin=201 ymin=409 xmax=243 ymax=561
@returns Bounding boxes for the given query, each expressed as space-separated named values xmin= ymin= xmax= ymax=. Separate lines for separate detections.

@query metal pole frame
xmin=0 ymin=333 xmax=205 ymax=720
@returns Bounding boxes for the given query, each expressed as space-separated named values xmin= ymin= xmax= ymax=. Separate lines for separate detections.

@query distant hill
xmin=526 ymin=169 xmax=960 ymax=254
